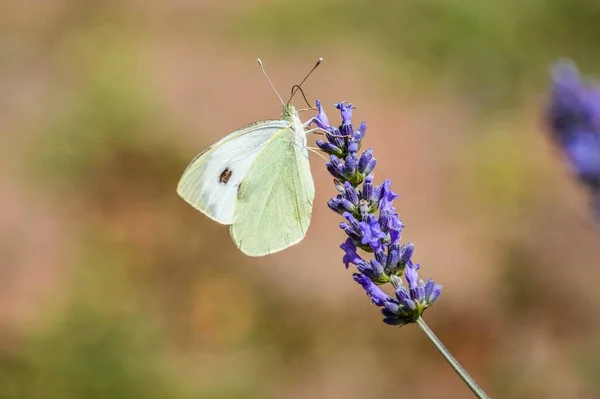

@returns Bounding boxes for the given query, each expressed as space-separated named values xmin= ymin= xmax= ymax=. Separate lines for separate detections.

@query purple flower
xmin=361 ymin=174 xmax=375 ymax=202
xmin=328 ymin=195 xmax=354 ymax=214
xmin=358 ymin=215 xmax=386 ymax=248
xmin=341 ymin=239 xmax=363 ymax=269
xmin=358 ymin=148 xmax=375 ymax=175
xmin=320 ymin=100 xmax=442 ymax=325
xmin=355 ymin=122 xmax=367 ymax=141
xmin=316 ymin=139 xmax=343 ymax=157
xmin=336 ymin=102 xmax=354 ymax=126
xmin=313 ymin=100 xmax=331 ymax=130
xmin=564 ymin=130 xmax=600 ymax=181
xmin=404 ymin=261 xmax=425 ymax=302
xmin=404 ymin=260 xmax=419 ymax=290
xmin=425 ymin=278 xmax=443 ymax=303
xmin=386 ymin=243 xmax=400 ymax=270
xmin=378 ymin=179 xmax=399 ymax=211
xmin=369 ymin=259 xmax=386 ymax=279
xmin=389 ymin=226 xmax=402 ymax=245
xmin=345 ymin=153 xmax=358 ymax=174
xmin=342 ymin=212 xmax=361 ymax=232
xmin=547 ymin=60 xmax=600 ymax=193
xmin=394 ymin=285 xmax=416 ymax=311
xmin=340 ymin=212 xmax=363 ymax=242
xmin=399 ymin=243 xmax=414 ymax=267
xmin=343 ymin=181 xmax=359 ymax=206
xmin=353 ymin=269 xmax=441 ymax=326
xmin=329 ymin=155 xmax=345 ymax=175
xmin=353 ymin=273 xmax=392 ymax=307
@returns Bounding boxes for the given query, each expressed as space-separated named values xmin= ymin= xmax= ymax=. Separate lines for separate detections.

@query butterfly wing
xmin=177 ymin=120 xmax=289 ymax=224
xmin=230 ymin=127 xmax=315 ymax=256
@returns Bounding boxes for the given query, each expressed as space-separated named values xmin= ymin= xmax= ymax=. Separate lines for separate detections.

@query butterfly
xmin=177 ymin=58 xmax=323 ymax=256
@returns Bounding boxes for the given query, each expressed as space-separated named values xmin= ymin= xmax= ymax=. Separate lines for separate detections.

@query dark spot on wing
xmin=236 ymin=182 xmax=243 ymax=200
xmin=219 ymin=168 xmax=233 ymax=184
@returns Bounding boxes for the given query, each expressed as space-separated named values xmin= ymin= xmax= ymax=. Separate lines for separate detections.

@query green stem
xmin=416 ymin=317 xmax=490 ymax=399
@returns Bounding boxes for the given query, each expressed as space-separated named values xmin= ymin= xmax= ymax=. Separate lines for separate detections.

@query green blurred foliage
xmin=30 ymin=26 xmax=180 ymax=193
xmin=0 ymin=246 xmax=184 ymax=399
xmin=577 ymin=338 xmax=600 ymax=393
xmin=235 ymin=0 xmax=600 ymax=107
xmin=461 ymin=120 xmax=542 ymax=216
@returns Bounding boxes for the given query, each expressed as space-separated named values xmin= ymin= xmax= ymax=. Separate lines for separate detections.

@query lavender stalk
xmin=311 ymin=101 xmax=489 ymax=398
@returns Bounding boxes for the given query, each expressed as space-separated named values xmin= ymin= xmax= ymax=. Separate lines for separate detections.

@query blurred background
xmin=2 ymin=1 xmax=600 ymax=398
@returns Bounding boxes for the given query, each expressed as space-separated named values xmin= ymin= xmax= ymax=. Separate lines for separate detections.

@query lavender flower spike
xmin=315 ymin=101 xmax=442 ymax=325
xmin=547 ymin=60 xmax=600 ymax=218
xmin=318 ymin=100 xmax=488 ymax=398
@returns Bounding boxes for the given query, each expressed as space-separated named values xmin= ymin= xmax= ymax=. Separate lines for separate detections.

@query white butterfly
xmin=177 ymin=59 xmax=322 ymax=256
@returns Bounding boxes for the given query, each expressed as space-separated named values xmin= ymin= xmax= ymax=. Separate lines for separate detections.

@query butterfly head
xmin=281 ymin=103 xmax=298 ymax=119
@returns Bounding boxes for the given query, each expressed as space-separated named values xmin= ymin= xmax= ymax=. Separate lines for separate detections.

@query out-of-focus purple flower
xmin=316 ymin=100 xmax=442 ymax=326
xmin=547 ymin=60 xmax=600 ymax=194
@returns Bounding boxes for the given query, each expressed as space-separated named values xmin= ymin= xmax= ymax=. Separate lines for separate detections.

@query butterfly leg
xmin=304 ymin=127 xmax=326 ymax=136
xmin=302 ymin=118 xmax=353 ymax=140
xmin=305 ymin=127 xmax=351 ymax=139
xmin=302 ymin=118 xmax=316 ymax=128
xmin=301 ymin=121 xmax=331 ymax=136
xmin=306 ymin=146 xmax=328 ymax=161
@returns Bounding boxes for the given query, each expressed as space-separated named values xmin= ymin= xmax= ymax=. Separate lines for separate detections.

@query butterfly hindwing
xmin=230 ymin=126 xmax=315 ymax=256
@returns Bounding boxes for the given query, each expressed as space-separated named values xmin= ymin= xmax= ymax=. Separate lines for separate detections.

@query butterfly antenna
xmin=257 ymin=58 xmax=285 ymax=106
xmin=288 ymin=57 xmax=323 ymax=105
xmin=290 ymin=85 xmax=316 ymax=110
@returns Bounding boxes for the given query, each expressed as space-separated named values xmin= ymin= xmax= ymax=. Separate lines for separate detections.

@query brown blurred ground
xmin=2 ymin=1 xmax=600 ymax=398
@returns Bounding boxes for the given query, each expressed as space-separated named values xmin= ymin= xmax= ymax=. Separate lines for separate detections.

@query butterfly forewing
xmin=177 ymin=120 xmax=289 ymax=224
